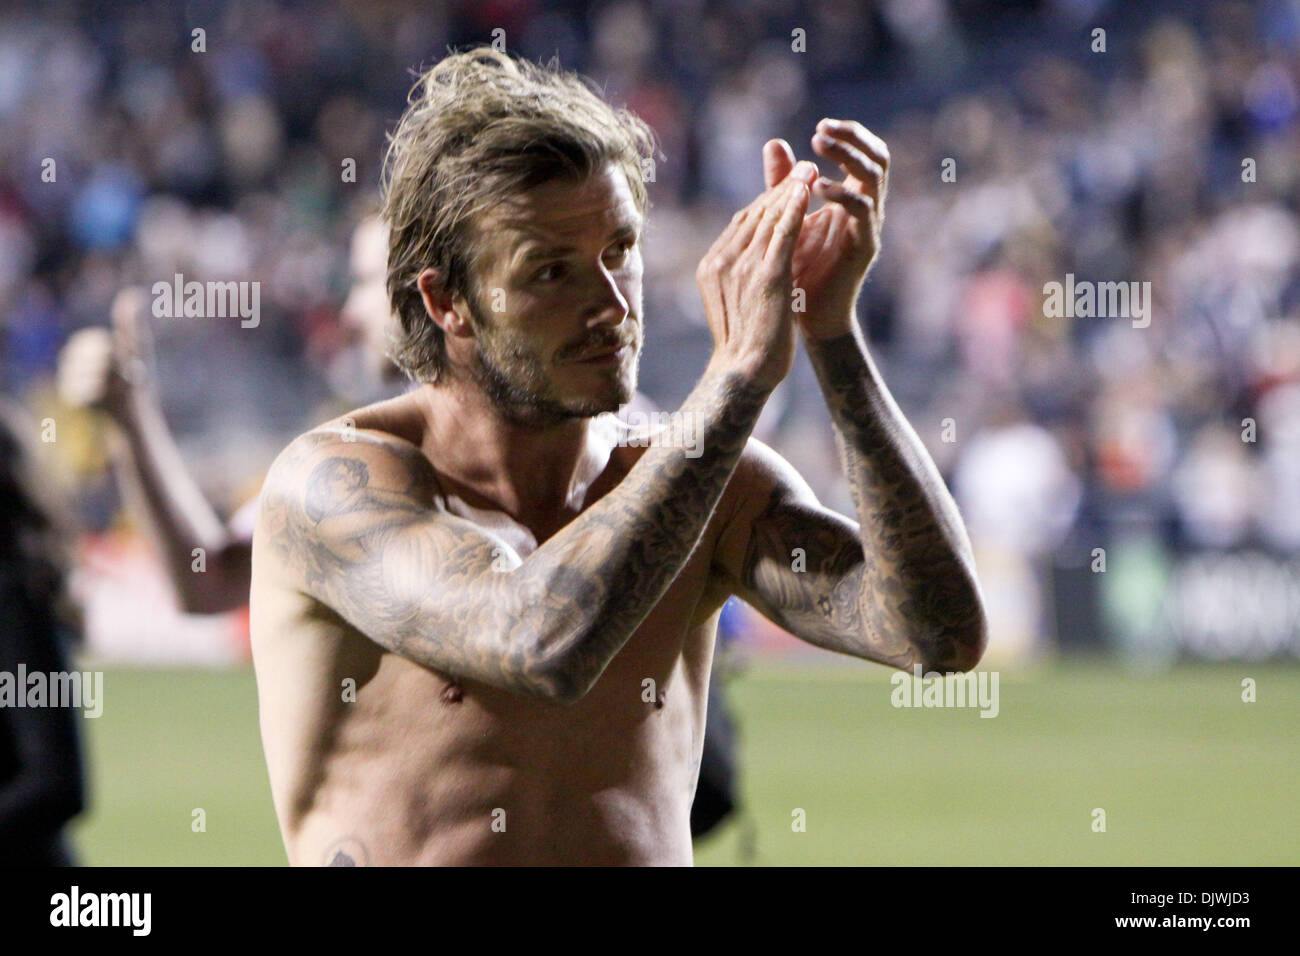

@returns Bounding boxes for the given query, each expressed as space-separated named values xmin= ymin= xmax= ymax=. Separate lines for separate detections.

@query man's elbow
xmin=913 ymin=601 xmax=989 ymax=674
xmin=526 ymin=669 xmax=590 ymax=707
xmin=934 ymin=628 xmax=987 ymax=674
xmin=514 ymin=647 xmax=593 ymax=707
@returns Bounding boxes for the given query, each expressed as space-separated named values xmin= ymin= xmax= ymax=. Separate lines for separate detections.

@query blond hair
xmin=381 ymin=46 xmax=657 ymax=383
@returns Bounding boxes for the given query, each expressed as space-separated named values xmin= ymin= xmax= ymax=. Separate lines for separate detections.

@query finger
xmin=111 ymin=287 xmax=146 ymax=350
xmin=110 ymin=286 xmax=155 ymax=382
xmin=700 ymin=210 xmax=751 ymax=337
xmin=696 ymin=265 xmax=730 ymax=339
xmin=760 ymin=177 xmax=810 ymax=268
xmin=820 ymin=203 xmax=851 ymax=259
xmin=712 ymin=206 xmax=754 ymax=257
xmin=812 ymin=176 xmax=876 ymax=222
xmin=791 ymin=208 xmax=832 ymax=274
xmin=762 ymin=139 xmax=796 ymax=190
xmin=741 ymin=170 xmax=808 ymax=248
xmin=728 ymin=208 xmax=760 ymax=257
xmin=811 ymin=133 xmax=884 ymax=202
xmin=717 ymin=172 xmax=790 ymax=246
xmin=816 ymin=118 xmax=889 ymax=171
xmin=733 ymin=162 xmax=817 ymax=255
xmin=110 ymin=287 xmax=145 ymax=327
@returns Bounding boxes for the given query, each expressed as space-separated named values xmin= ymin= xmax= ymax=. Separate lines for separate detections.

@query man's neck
xmin=413 ymin=381 xmax=611 ymax=523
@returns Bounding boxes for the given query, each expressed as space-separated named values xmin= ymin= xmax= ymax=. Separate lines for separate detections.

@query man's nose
xmin=585 ymin=265 xmax=630 ymax=326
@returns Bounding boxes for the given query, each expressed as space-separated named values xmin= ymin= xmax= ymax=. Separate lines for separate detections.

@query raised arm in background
xmin=58 ymin=289 xmax=251 ymax=613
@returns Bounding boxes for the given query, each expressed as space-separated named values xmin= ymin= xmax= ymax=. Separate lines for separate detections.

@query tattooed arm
xmin=717 ymin=120 xmax=982 ymax=671
xmin=257 ymin=367 xmax=769 ymax=704
xmin=715 ymin=325 xmax=986 ymax=673
xmin=258 ymin=164 xmax=811 ymax=703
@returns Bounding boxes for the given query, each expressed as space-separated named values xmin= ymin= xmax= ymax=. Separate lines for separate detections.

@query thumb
xmin=763 ymin=139 xmax=796 ymax=190
xmin=110 ymin=286 xmax=155 ymax=375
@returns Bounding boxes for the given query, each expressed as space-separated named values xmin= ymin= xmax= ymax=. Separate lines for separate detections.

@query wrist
xmin=106 ymin=383 xmax=156 ymax=434
xmin=703 ymin=354 xmax=783 ymax=396
xmin=798 ymin=310 xmax=858 ymax=343
xmin=806 ymin=324 xmax=886 ymax=403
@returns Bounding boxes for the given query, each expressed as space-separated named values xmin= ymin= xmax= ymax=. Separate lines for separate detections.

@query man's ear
xmin=417 ymin=267 xmax=474 ymax=340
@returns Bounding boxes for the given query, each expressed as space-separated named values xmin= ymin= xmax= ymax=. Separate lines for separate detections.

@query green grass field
xmin=69 ymin=660 xmax=1300 ymax=866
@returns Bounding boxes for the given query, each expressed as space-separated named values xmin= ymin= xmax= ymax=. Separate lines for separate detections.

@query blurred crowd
xmin=1 ymin=0 xmax=1297 ymax=662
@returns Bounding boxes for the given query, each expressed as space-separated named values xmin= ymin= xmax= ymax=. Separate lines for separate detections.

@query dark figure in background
xmin=689 ymin=678 xmax=738 ymax=839
xmin=0 ymin=400 xmax=87 ymax=866
xmin=689 ymin=602 xmax=742 ymax=840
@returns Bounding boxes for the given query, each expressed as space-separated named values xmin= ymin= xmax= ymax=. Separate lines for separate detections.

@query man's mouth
xmin=571 ymin=344 xmax=628 ymax=364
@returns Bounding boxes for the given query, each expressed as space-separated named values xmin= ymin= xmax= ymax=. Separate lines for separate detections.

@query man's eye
xmin=606 ymin=240 xmax=635 ymax=262
xmin=535 ymin=263 xmax=566 ymax=282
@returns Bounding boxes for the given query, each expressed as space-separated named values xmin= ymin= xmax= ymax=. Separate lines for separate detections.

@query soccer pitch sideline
xmin=68 ymin=660 xmax=1299 ymax=866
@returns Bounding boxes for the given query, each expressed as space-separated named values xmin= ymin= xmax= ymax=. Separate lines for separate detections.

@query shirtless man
xmin=251 ymin=48 xmax=986 ymax=866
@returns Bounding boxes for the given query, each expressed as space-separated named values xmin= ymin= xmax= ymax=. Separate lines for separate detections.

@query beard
xmin=467 ymin=297 xmax=640 ymax=427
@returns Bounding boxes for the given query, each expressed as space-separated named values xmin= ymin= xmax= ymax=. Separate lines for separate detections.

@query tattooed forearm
xmin=797 ymin=326 xmax=986 ymax=672
xmin=546 ymin=370 xmax=770 ymax=697
xmin=258 ymin=367 xmax=772 ymax=703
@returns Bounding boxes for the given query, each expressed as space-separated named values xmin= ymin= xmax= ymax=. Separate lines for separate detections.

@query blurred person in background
xmin=953 ymin=397 xmax=1080 ymax=662
xmin=55 ymin=214 xmax=404 ymax=614
xmin=0 ymin=399 xmax=87 ymax=866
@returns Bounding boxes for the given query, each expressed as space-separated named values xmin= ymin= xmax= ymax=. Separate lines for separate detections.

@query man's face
xmin=461 ymin=163 xmax=644 ymax=425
